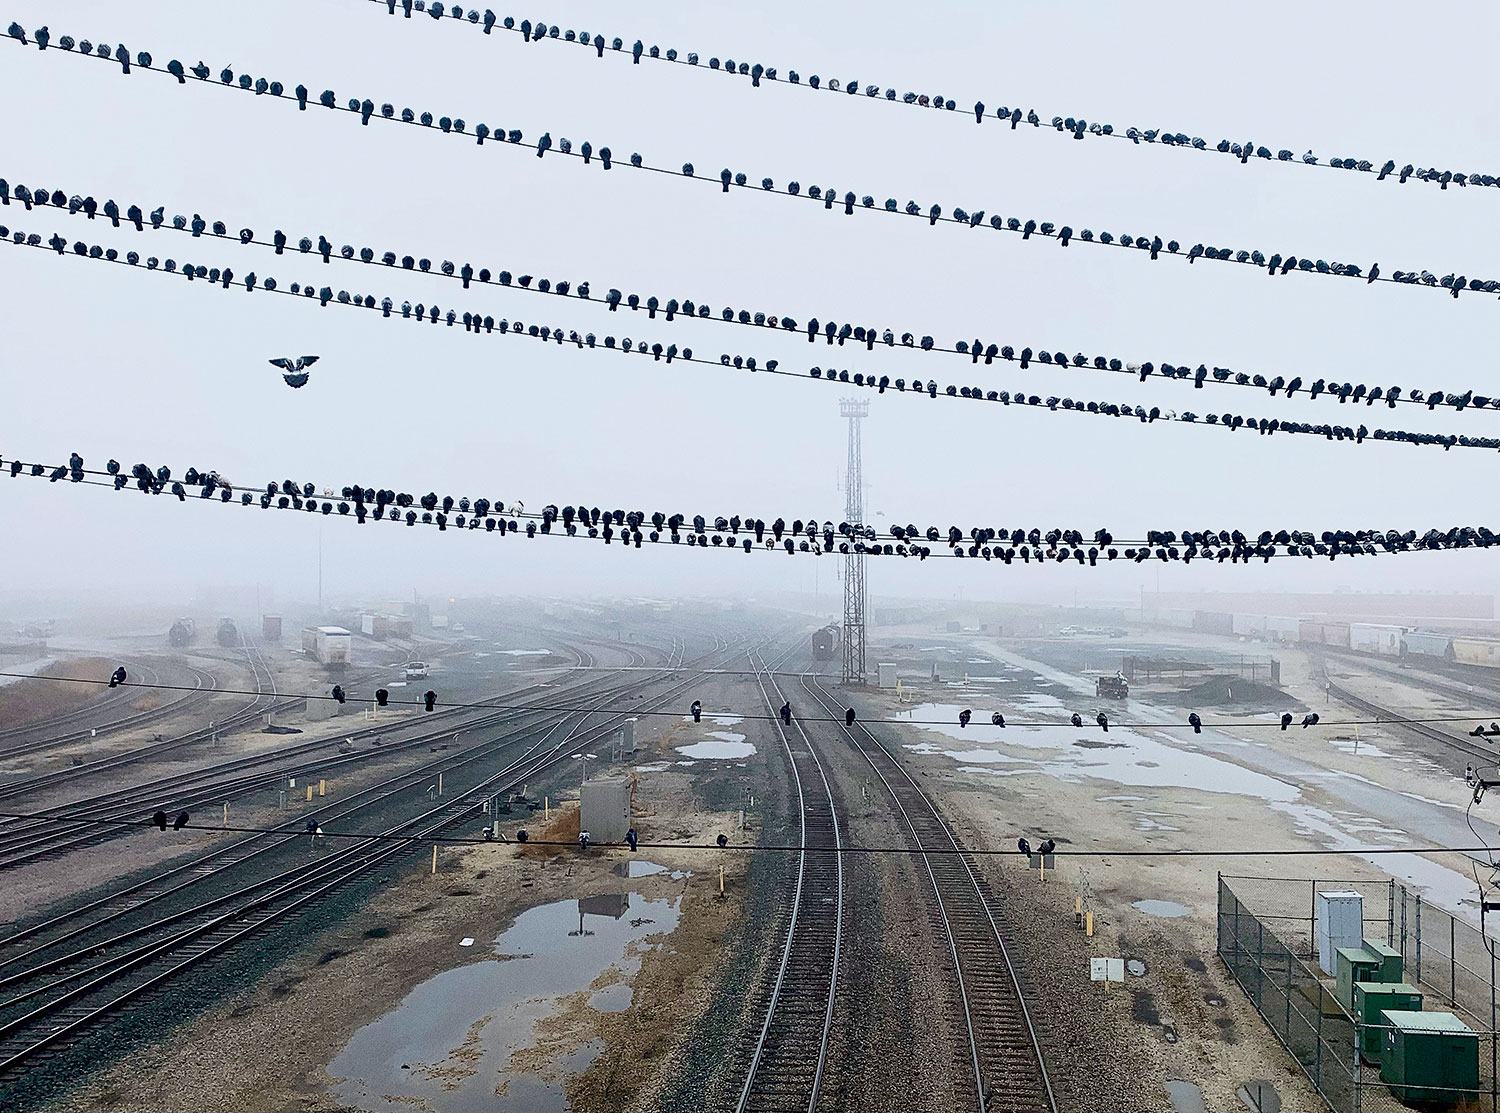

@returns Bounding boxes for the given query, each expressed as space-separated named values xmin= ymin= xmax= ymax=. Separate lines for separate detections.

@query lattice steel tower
xmin=840 ymin=398 xmax=869 ymax=685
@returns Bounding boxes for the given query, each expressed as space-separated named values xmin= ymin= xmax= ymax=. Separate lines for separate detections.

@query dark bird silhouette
xmin=1280 ymin=713 xmax=1293 ymax=731
xmin=691 ymin=699 xmax=702 ymax=723
xmin=109 ymin=666 xmax=127 ymax=688
xmin=151 ymin=810 xmax=167 ymax=830
xmin=1036 ymin=838 xmax=1056 ymax=856
xmin=716 ymin=833 xmax=729 ymax=848
xmin=1070 ymin=712 xmax=1083 ymax=728
xmin=1017 ymin=837 xmax=1031 ymax=857
xmin=1096 ymin=712 xmax=1109 ymax=732
xmin=1302 ymin=712 xmax=1320 ymax=728
xmin=375 ymin=688 xmax=389 ymax=706
xmin=959 ymin=708 xmax=972 ymax=728
xmin=331 ymin=684 xmax=346 ymax=704
xmin=1188 ymin=712 xmax=1202 ymax=734
xmin=779 ymin=702 xmax=791 ymax=725
xmin=991 ymin=712 xmax=1005 ymax=727
xmin=270 ymin=354 xmax=318 ymax=388
xmin=626 ymin=828 xmax=638 ymax=851
xmin=423 ymin=690 xmax=437 ymax=711
xmin=173 ymin=810 xmax=189 ymax=830
xmin=845 ymin=708 xmax=856 ymax=726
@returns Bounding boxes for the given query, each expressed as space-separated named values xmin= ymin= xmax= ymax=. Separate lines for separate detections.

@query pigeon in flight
xmin=269 ymin=354 xmax=319 ymax=388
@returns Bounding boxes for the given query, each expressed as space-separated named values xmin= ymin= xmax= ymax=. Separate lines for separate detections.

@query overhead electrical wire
xmin=6 ymin=24 xmax=1497 ymax=305
xmin=5 ymin=227 xmax=1497 ymax=458
xmin=350 ymin=1 xmax=1498 ymax=201
xmin=6 ymin=669 xmax=1500 ymax=730
xmin=10 ymin=170 xmax=1497 ymax=418
xmin=4 ymin=806 xmax=1496 ymax=861
xmin=13 ymin=452 xmax=1493 ymax=566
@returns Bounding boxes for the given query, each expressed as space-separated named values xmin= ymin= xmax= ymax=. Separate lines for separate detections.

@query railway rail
xmin=735 ymin=647 xmax=844 ymax=1113
xmin=799 ymin=675 xmax=1055 ymax=1113
xmin=0 ymin=639 xmax=614 ymax=868
xmin=0 ymin=630 xmax=765 ymax=1079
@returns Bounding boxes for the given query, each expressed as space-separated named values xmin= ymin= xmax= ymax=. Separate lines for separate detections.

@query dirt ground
xmin=0 ymin=656 xmax=114 ymax=727
xmin=53 ymin=765 xmax=745 ymax=1113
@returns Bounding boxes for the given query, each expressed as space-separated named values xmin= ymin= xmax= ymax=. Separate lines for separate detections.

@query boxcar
xmin=1400 ymin=631 xmax=1454 ymax=661
xmin=1299 ymin=620 xmax=1326 ymax=645
xmin=1193 ymin=611 xmax=1234 ymax=636
xmin=1453 ymin=637 xmax=1500 ymax=669
xmin=812 ymin=625 xmax=840 ymax=661
xmin=1324 ymin=623 xmax=1351 ymax=648
xmin=1350 ymin=623 xmax=1404 ymax=657
xmin=1233 ymin=613 xmax=1268 ymax=636
xmin=1266 ymin=616 xmax=1301 ymax=643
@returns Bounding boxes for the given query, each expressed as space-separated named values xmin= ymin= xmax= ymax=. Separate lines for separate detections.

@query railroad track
xmin=0 ymin=659 xmax=155 ymax=746
xmin=1316 ymin=658 xmax=1498 ymax=766
xmin=1322 ymin=652 xmax=1500 ymax=714
xmin=800 ymin=675 xmax=1055 ymax=1113
xmin=0 ymin=630 xmax=769 ymax=1080
xmin=735 ymin=647 xmax=844 ymax=1113
xmin=0 ymin=638 xmax=615 ymax=868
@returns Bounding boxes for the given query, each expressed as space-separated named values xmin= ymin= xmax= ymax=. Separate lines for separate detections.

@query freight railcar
xmin=1400 ymin=631 xmax=1454 ymax=661
xmin=1350 ymin=623 xmax=1404 ymax=657
xmin=216 ymin=618 xmax=239 ymax=647
xmin=168 ymin=617 xmax=196 ymax=647
xmin=812 ymin=625 xmax=840 ymax=661
xmin=1453 ymin=637 xmax=1500 ymax=669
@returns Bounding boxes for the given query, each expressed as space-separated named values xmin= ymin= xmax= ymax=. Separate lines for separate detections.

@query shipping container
xmin=388 ymin=616 xmax=414 ymax=639
xmin=1232 ymin=613 xmax=1268 ymax=636
xmin=1400 ymin=631 xmax=1453 ymax=661
xmin=1351 ymin=623 xmax=1405 ymax=657
xmin=1155 ymin=608 xmax=1196 ymax=630
xmin=1299 ymin=620 xmax=1326 ymax=645
xmin=1193 ymin=611 xmax=1234 ymax=636
xmin=262 ymin=615 xmax=282 ymax=642
xmin=1325 ymin=622 xmax=1351 ymax=648
xmin=302 ymin=625 xmax=352 ymax=666
xmin=1453 ymin=636 xmax=1500 ymax=669
xmin=430 ymin=615 xmax=450 ymax=630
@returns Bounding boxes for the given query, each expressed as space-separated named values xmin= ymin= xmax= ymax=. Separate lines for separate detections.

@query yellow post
xmin=318 ymin=779 xmax=326 ymax=797
xmin=1086 ymin=911 xmax=1094 ymax=936
xmin=223 ymin=801 xmax=228 ymax=828
xmin=438 ymin=772 xmax=443 ymax=797
xmin=719 ymin=866 xmax=725 ymax=893
xmin=431 ymin=845 xmax=438 ymax=874
xmin=306 ymin=785 xmax=313 ymax=802
xmin=545 ymin=796 xmax=550 ymax=823
xmin=1039 ymin=859 xmax=1045 ymax=882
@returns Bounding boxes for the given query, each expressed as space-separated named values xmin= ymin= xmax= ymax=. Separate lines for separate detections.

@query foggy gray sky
xmin=1 ymin=0 xmax=1497 ymax=611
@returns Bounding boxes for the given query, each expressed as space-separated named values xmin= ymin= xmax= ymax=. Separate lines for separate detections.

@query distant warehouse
xmin=302 ymin=625 xmax=352 ymax=667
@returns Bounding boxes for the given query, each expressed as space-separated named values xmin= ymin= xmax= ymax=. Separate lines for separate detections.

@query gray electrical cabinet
xmin=580 ymin=777 xmax=632 ymax=843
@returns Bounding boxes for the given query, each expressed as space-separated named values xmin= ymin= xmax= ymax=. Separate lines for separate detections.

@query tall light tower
xmin=840 ymin=398 xmax=869 ymax=685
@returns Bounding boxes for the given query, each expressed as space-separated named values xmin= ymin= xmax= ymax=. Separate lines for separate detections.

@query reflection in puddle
xmin=1134 ymin=899 xmax=1192 ymax=918
xmin=612 ymin=860 xmax=689 ymax=880
xmin=1165 ymin=1080 xmax=1207 ymax=1113
xmin=329 ymin=893 xmax=680 ymax=1112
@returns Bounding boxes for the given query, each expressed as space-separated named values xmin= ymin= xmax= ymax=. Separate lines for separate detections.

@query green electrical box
xmin=1352 ymin=982 xmax=1422 ymax=1060
xmin=1335 ymin=945 xmax=1382 ymax=1011
xmin=1379 ymin=1010 xmax=1480 ymax=1105
xmin=1363 ymin=938 xmax=1403 ymax=983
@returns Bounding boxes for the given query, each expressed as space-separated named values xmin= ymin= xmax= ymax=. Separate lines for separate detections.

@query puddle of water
xmin=1127 ymin=959 xmax=1148 ymax=977
xmin=1166 ymin=1080 xmax=1207 ymax=1113
xmin=587 ymin=983 xmax=633 ymax=1012
xmin=1134 ymin=899 xmax=1192 ymax=918
xmin=1237 ymin=1079 xmax=1282 ymax=1112
xmin=897 ymin=701 xmax=1300 ymax=800
xmin=676 ymin=738 xmax=756 ymax=759
xmin=498 ymin=649 xmax=551 ymax=656
xmin=329 ymin=893 xmax=680 ymax=1113
xmin=611 ymin=860 xmax=688 ymax=880
xmin=679 ymin=713 xmax=743 ymax=726
xmin=632 ymin=762 xmax=670 ymax=773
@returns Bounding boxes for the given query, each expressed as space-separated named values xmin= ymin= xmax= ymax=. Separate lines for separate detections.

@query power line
xmin=352 ymin=1 xmax=1498 ymax=202
xmin=5 ymin=229 xmax=1496 ymax=458
xmin=6 ymin=669 xmax=1498 ymax=731
xmin=1 ymin=806 xmax=1493 ymax=860
xmin=9 ymin=452 xmax=1496 ymax=568
xmin=7 ymin=28 xmax=1497 ymax=305
xmin=9 ymin=169 xmax=1495 ymax=418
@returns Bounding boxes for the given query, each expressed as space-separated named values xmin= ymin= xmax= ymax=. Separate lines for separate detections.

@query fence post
xmin=1415 ymin=896 xmax=1422 ymax=984
xmin=1387 ymin=879 xmax=1395 ymax=946
xmin=1315 ymin=987 xmax=1324 ymax=1091
xmin=1490 ymin=949 xmax=1497 ymax=1113
xmin=1257 ymin=917 xmax=1266 ymax=1009
xmin=1401 ymin=886 xmax=1408 ymax=969
xmin=1311 ymin=879 xmax=1320 ymax=963
xmin=1452 ymin=916 xmax=1458 ymax=1005
xmin=1217 ymin=874 xmax=1224 ymax=955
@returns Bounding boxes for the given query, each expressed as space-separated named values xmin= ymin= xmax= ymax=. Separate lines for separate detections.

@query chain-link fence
xmin=1218 ymin=874 xmax=1500 ymax=1112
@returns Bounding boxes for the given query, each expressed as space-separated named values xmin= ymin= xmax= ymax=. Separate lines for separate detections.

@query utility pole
xmin=840 ymin=398 xmax=869 ymax=685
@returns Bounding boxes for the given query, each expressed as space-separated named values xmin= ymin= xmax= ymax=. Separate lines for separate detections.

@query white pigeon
xmin=269 ymin=355 xmax=319 ymax=388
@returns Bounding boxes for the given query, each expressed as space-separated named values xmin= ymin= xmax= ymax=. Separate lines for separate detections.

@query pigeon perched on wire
xmin=269 ymin=354 xmax=319 ymax=388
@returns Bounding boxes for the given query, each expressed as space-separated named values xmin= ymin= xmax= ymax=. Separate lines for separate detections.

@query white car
xmin=404 ymin=661 xmax=428 ymax=681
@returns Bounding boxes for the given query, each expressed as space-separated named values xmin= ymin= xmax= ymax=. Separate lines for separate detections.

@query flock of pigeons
xmin=7 ymin=451 xmax=1496 ymax=567
xmin=3 ymin=171 xmax=1492 ymax=417
xmin=355 ymin=5 xmax=1497 ymax=199
xmin=6 ymin=21 xmax=1495 ymax=303
xmin=2 ymin=221 xmax=1496 ymax=457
